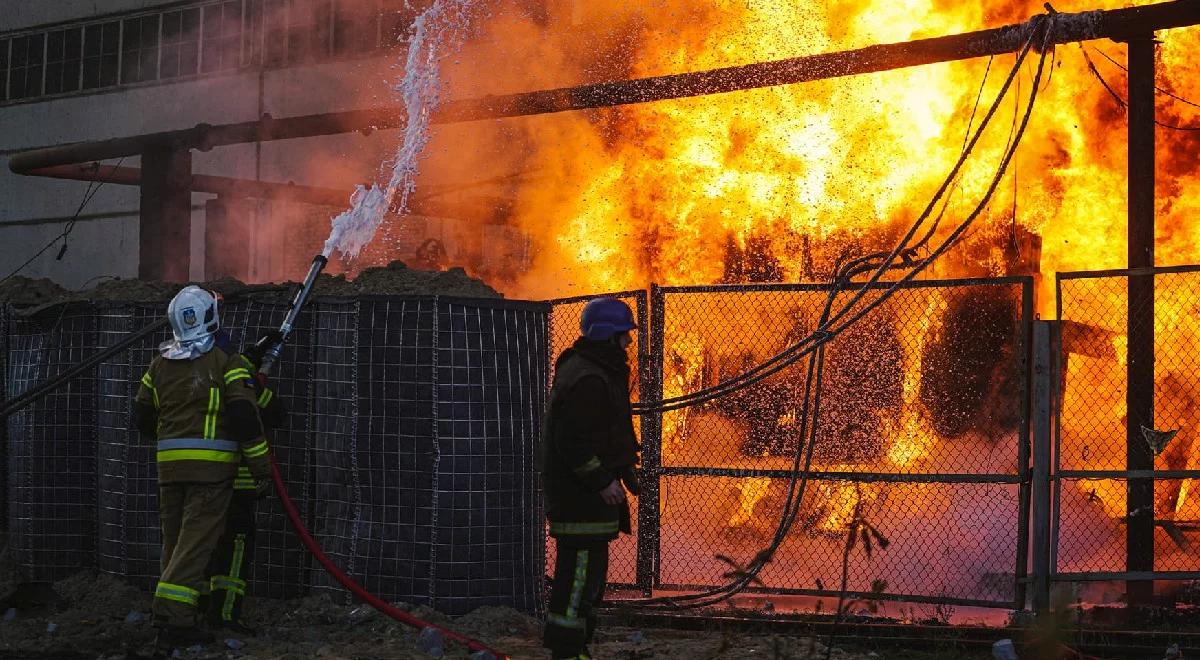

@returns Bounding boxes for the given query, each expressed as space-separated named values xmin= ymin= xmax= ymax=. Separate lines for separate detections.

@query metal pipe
xmin=1125 ymin=33 xmax=1157 ymax=608
xmin=30 ymin=163 xmax=355 ymax=206
xmin=8 ymin=108 xmax=403 ymax=175
xmin=1031 ymin=321 xmax=1055 ymax=614
xmin=431 ymin=1 xmax=1200 ymax=123
xmin=28 ymin=162 xmax=513 ymax=219
xmin=8 ymin=2 xmax=1199 ymax=177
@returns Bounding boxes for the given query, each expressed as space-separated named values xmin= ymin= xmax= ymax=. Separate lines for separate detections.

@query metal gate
xmin=1051 ymin=265 xmax=1200 ymax=597
xmin=549 ymin=277 xmax=1034 ymax=608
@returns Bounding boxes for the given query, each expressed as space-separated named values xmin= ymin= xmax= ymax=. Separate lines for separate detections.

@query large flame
xmin=418 ymin=0 xmax=1200 ymax=546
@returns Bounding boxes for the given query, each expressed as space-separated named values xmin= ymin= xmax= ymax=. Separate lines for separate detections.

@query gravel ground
xmin=0 ymin=569 xmax=882 ymax=660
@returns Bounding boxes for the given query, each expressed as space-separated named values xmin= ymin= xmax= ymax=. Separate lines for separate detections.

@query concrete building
xmin=0 ymin=0 xmax=523 ymax=290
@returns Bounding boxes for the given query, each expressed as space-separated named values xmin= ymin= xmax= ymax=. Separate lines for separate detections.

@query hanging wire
xmin=1080 ymin=44 xmax=1200 ymax=132
xmin=617 ymin=13 xmax=1057 ymax=612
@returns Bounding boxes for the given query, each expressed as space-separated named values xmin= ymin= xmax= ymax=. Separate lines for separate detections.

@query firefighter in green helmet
xmin=133 ymin=286 xmax=272 ymax=649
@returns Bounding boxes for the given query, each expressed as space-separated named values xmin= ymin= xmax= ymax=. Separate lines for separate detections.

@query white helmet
xmin=159 ymin=285 xmax=220 ymax=360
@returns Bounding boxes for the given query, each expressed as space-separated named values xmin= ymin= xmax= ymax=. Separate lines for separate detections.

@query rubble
xmin=0 ymin=568 xmax=888 ymax=659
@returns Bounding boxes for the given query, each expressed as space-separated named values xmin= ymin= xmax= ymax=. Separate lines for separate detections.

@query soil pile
xmin=1 ymin=261 xmax=501 ymax=312
xmin=0 ymin=277 xmax=67 ymax=307
xmin=313 ymin=260 xmax=501 ymax=299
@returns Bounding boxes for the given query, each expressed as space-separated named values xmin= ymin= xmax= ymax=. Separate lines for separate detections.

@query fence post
xmin=1031 ymin=320 xmax=1055 ymax=614
xmin=1126 ymin=33 xmax=1157 ymax=607
xmin=635 ymin=285 xmax=664 ymax=596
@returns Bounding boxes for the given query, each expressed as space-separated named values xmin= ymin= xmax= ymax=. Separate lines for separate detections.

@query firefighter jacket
xmin=135 ymin=346 xmax=271 ymax=484
xmin=233 ymin=353 xmax=283 ymax=491
xmin=540 ymin=337 xmax=641 ymax=542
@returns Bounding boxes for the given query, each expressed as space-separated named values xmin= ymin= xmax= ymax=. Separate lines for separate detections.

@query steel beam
xmin=432 ymin=1 xmax=1200 ymax=123
xmin=1031 ymin=321 xmax=1055 ymax=614
xmin=8 ymin=2 xmax=1200 ymax=176
xmin=1125 ymin=34 xmax=1157 ymax=608
xmin=139 ymin=147 xmax=192 ymax=281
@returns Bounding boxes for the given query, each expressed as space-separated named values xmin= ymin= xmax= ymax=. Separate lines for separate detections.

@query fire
xmin=729 ymin=477 xmax=773 ymax=528
xmin=417 ymin=1 xmax=1200 ymax=550
xmin=813 ymin=478 xmax=881 ymax=535
xmin=662 ymin=331 xmax=706 ymax=462
xmin=434 ymin=1 xmax=1195 ymax=304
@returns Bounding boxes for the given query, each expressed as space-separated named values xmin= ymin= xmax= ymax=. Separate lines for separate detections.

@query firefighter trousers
xmin=154 ymin=481 xmax=233 ymax=628
xmin=206 ymin=491 xmax=257 ymax=624
xmin=543 ymin=539 xmax=609 ymax=659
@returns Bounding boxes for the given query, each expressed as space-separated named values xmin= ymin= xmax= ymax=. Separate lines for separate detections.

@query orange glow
xmin=418 ymin=1 xmax=1200 ymax=539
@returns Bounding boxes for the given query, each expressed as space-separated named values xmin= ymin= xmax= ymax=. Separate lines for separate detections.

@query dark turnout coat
xmin=540 ymin=337 xmax=640 ymax=542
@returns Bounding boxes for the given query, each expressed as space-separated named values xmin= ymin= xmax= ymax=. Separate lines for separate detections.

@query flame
xmin=433 ymin=0 xmax=1196 ymax=305
xmin=662 ymin=332 xmax=706 ymax=462
xmin=420 ymin=1 xmax=1200 ymax=546
xmin=813 ymin=478 xmax=880 ymax=535
xmin=729 ymin=477 xmax=773 ymax=528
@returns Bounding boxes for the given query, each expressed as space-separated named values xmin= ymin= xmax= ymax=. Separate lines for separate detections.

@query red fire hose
xmin=269 ymin=455 xmax=509 ymax=659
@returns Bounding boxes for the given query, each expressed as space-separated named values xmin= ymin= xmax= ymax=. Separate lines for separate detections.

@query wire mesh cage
xmin=6 ymin=302 xmax=103 ymax=581
xmin=7 ymin=295 xmax=549 ymax=615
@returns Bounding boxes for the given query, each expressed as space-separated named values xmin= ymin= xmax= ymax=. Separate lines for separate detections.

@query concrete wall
xmin=1 ymin=1 xmax=171 ymax=32
xmin=0 ymin=0 xmax=409 ymax=289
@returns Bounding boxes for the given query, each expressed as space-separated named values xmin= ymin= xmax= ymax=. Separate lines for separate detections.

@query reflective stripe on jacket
xmin=136 ymin=346 xmax=260 ymax=483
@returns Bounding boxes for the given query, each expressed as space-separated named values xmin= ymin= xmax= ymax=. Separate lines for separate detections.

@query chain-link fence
xmin=36 ymin=267 xmax=1200 ymax=612
xmin=1055 ymin=266 xmax=1200 ymax=581
xmin=6 ymin=295 xmax=548 ymax=615
xmin=641 ymin=278 xmax=1033 ymax=608
xmin=545 ymin=291 xmax=649 ymax=592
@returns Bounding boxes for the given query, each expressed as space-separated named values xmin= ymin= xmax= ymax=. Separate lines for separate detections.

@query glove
xmin=245 ymin=331 xmax=284 ymax=369
xmin=620 ymin=465 xmax=640 ymax=497
xmin=254 ymin=479 xmax=273 ymax=500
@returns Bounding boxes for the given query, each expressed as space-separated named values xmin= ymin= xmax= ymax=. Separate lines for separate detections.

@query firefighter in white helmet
xmin=133 ymin=286 xmax=272 ymax=649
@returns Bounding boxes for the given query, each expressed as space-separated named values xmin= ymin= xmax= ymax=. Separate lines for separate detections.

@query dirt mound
xmin=0 ymin=277 xmax=67 ymax=307
xmin=2 ymin=261 xmax=501 ymax=312
xmin=52 ymin=570 xmax=146 ymax=617
xmin=324 ymin=260 xmax=502 ymax=299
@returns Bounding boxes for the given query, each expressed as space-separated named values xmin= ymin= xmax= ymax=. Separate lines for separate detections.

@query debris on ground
xmin=0 ymin=568 xmax=884 ymax=659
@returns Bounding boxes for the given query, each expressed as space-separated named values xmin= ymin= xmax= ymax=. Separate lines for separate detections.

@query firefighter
xmin=540 ymin=297 xmax=641 ymax=660
xmin=134 ymin=286 xmax=272 ymax=649
xmin=203 ymin=331 xmax=284 ymax=635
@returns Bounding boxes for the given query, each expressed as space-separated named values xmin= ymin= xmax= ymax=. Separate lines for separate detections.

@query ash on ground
xmin=0 ymin=260 xmax=500 ymax=311
xmin=0 ymin=568 xmax=877 ymax=659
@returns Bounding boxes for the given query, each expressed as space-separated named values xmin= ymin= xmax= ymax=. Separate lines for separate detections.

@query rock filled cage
xmin=2 ymin=295 xmax=548 ymax=616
